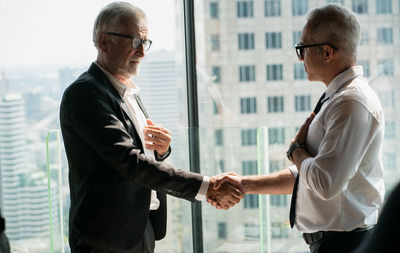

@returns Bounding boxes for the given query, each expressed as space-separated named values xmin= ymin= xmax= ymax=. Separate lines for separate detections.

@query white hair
xmin=306 ymin=4 xmax=360 ymax=59
xmin=93 ymin=2 xmax=146 ymax=49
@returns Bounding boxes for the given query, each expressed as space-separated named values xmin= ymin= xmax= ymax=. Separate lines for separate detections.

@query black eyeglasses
xmin=295 ymin=42 xmax=338 ymax=58
xmin=104 ymin=32 xmax=152 ymax=51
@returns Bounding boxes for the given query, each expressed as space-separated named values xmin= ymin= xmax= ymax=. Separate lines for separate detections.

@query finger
xmin=147 ymin=119 xmax=155 ymax=125
xmin=231 ymin=188 xmax=244 ymax=199
xmin=215 ymin=175 xmax=240 ymax=189
xmin=144 ymin=129 xmax=171 ymax=142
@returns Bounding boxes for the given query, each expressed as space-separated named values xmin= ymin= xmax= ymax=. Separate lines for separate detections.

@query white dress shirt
xmin=289 ymin=66 xmax=385 ymax=233
xmin=95 ymin=62 xmax=210 ymax=207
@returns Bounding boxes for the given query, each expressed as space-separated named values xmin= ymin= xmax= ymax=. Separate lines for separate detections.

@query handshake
xmin=205 ymin=172 xmax=245 ymax=210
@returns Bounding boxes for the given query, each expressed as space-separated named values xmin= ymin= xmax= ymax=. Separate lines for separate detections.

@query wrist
xmin=286 ymin=142 xmax=305 ymax=162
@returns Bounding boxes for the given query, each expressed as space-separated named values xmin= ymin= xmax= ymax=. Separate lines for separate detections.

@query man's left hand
xmin=290 ymin=112 xmax=315 ymax=146
xmin=143 ymin=119 xmax=172 ymax=156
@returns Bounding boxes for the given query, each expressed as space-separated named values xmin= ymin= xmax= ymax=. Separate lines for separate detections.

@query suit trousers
xmin=307 ymin=227 xmax=374 ymax=253
xmin=71 ymin=218 xmax=155 ymax=253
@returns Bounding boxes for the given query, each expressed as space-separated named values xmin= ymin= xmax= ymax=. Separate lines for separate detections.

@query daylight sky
xmin=0 ymin=0 xmax=176 ymax=66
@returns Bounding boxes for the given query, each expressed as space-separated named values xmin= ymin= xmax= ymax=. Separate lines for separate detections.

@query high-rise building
xmin=0 ymin=94 xmax=60 ymax=252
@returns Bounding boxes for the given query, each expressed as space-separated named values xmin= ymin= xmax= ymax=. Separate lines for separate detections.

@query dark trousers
xmin=72 ymin=219 xmax=155 ymax=253
xmin=307 ymin=228 xmax=374 ymax=253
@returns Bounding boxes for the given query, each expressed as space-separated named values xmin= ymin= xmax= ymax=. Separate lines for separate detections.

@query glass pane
xmin=0 ymin=1 xmax=190 ymax=252
xmin=195 ymin=0 xmax=399 ymax=252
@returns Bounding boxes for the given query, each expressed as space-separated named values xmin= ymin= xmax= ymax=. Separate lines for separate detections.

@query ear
xmin=97 ymin=33 xmax=108 ymax=52
xmin=324 ymin=45 xmax=335 ymax=62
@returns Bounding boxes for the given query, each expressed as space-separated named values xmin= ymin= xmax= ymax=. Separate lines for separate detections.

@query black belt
xmin=302 ymin=226 xmax=374 ymax=245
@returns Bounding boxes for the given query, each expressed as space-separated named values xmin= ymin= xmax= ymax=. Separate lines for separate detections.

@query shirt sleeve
xmin=300 ymin=100 xmax=382 ymax=200
xmin=195 ymin=176 xmax=210 ymax=201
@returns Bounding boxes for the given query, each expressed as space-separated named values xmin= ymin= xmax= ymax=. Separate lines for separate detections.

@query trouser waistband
xmin=302 ymin=226 xmax=374 ymax=245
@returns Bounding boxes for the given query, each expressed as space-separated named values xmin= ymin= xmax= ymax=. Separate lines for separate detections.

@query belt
xmin=302 ymin=226 xmax=374 ymax=245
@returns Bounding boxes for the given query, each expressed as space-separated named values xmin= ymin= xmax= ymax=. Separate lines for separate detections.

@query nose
xmin=135 ymin=43 xmax=145 ymax=57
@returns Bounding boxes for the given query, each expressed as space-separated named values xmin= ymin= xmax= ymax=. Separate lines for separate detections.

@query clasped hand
xmin=206 ymin=172 xmax=245 ymax=210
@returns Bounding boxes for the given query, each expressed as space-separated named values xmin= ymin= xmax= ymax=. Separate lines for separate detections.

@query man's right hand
xmin=206 ymin=172 xmax=244 ymax=210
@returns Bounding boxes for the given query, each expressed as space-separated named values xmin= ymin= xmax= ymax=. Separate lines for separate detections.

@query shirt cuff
xmin=195 ymin=176 xmax=210 ymax=201
xmin=288 ymin=165 xmax=298 ymax=178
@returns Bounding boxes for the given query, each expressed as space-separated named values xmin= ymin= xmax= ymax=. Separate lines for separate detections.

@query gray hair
xmin=93 ymin=2 xmax=146 ymax=49
xmin=305 ymin=4 xmax=360 ymax=59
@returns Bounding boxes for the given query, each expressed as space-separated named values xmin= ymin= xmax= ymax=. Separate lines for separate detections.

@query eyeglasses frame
xmin=104 ymin=32 xmax=152 ymax=51
xmin=295 ymin=42 xmax=338 ymax=58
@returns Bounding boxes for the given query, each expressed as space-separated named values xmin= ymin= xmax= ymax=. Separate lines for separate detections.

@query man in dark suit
xmin=60 ymin=2 xmax=243 ymax=253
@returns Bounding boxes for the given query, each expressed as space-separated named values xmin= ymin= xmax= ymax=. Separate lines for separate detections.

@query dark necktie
xmin=289 ymin=92 xmax=326 ymax=228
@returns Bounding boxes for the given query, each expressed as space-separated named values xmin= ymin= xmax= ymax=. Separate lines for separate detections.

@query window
xmin=360 ymin=30 xmax=369 ymax=45
xmin=267 ymin=96 xmax=284 ymax=113
xmin=270 ymin=195 xmax=287 ymax=207
xmin=211 ymin=34 xmax=220 ymax=51
xmin=269 ymin=160 xmax=285 ymax=173
xmin=267 ymin=64 xmax=283 ymax=81
xmin=241 ymin=97 xmax=257 ymax=114
xmin=215 ymin=129 xmax=223 ymax=146
xmin=244 ymin=223 xmax=259 ymax=238
xmin=294 ymin=63 xmax=307 ymax=80
xmin=242 ymin=160 xmax=257 ymax=175
xmin=385 ymin=121 xmax=396 ymax=139
xmin=243 ymin=161 xmax=258 ymax=209
xmin=268 ymin=127 xmax=285 ymax=144
xmin=219 ymin=160 xmax=225 ymax=172
xmin=383 ymin=152 xmax=396 ymax=171
xmin=292 ymin=0 xmax=308 ymax=16
xmin=212 ymin=66 xmax=221 ymax=83
xmin=379 ymin=59 xmax=394 ymax=76
xmin=327 ymin=0 xmax=344 ymax=4
xmin=241 ymin=128 xmax=257 ymax=146
xmin=295 ymin=95 xmax=311 ymax=112
xmin=237 ymin=0 xmax=254 ymax=18
xmin=210 ymin=2 xmax=219 ymax=19
xmin=265 ymin=32 xmax=282 ymax=49
xmin=352 ymin=0 xmax=368 ymax=14
xmin=218 ymin=222 xmax=227 ymax=239
xmin=239 ymin=65 xmax=256 ymax=82
xmin=358 ymin=60 xmax=370 ymax=77
xmin=376 ymin=0 xmax=392 ymax=14
xmin=213 ymin=100 xmax=219 ymax=114
xmin=264 ymin=0 xmax=281 ymax=17
xmin=271 ymin=222 xmax=289 ymax=239
xmin=238 ymin=33 xmax=255 ymax=50
xmin=378 ymin=90 xmax=395 ymax=108
xmin=377 ymin=28 xmax=393 ymax=45
xmin=293 ymin=30 xmax=301 ymax=46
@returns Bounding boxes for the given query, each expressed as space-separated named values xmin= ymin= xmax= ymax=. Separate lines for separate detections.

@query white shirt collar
xmin=324 ymin=65 xmax=364 ymax=101
xmin=94 ymin=61 xmax=140 ymax=97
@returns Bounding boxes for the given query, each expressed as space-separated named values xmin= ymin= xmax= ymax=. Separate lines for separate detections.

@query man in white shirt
xmin=60 ymin=2 xmax=243 ymax=253
xmin=210 ymin=4 xmax=384 ymax=253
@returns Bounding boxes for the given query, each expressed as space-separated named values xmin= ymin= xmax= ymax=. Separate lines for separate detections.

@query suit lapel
xmin=87 ymin=63 xmax=143 ymax=148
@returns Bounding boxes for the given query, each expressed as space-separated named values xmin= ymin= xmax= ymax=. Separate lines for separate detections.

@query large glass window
xmin=295 ymin=95 xmax=311 ymax=112
xmin=240 ymin=97 xmax=257 ymax=114
xmin=241 ymin=129 xmax=258 ymax=146
xmin=238 ymin=33 xmax=255 ymax=50
xmin=377 ymin=28 xmax=393 ymax=44
xmin=264 ymin=0 xmax=281 ymax=17
xmin=352 ymin=0 xmax=368 ymax=14
xmin=267 ymin=96 xmax=284 ymax=113
xmin=292 ymin=0 xmax=308 ymax=16
xmin=237 ymin=0 xmax=254 ymax=18
xmin=210 ymin=2 xmax=219 ymax=18
xmin=265 ymin=32 xmax=282 ymax=49
xmin=376 ymin=0 xmax=392 ymax=14
xmin=267 ymin=64 xmax=283 ymax=81
xmin=239 ymin=65 xmax=256 ymax=82
xmin=294 ymin=63 xmax=307 ymax=80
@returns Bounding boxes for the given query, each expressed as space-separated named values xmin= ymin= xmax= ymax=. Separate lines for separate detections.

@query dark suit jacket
xmin=60 ymin=63 xmax=203 ymax=251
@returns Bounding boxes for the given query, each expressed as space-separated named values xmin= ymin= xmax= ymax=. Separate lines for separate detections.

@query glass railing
xmin=2 ymin=124 xmax=399 ymax=253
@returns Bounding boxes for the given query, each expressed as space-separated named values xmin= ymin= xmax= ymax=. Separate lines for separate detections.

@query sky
xmin=0 ymin=0 xmax=176 ymax=67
